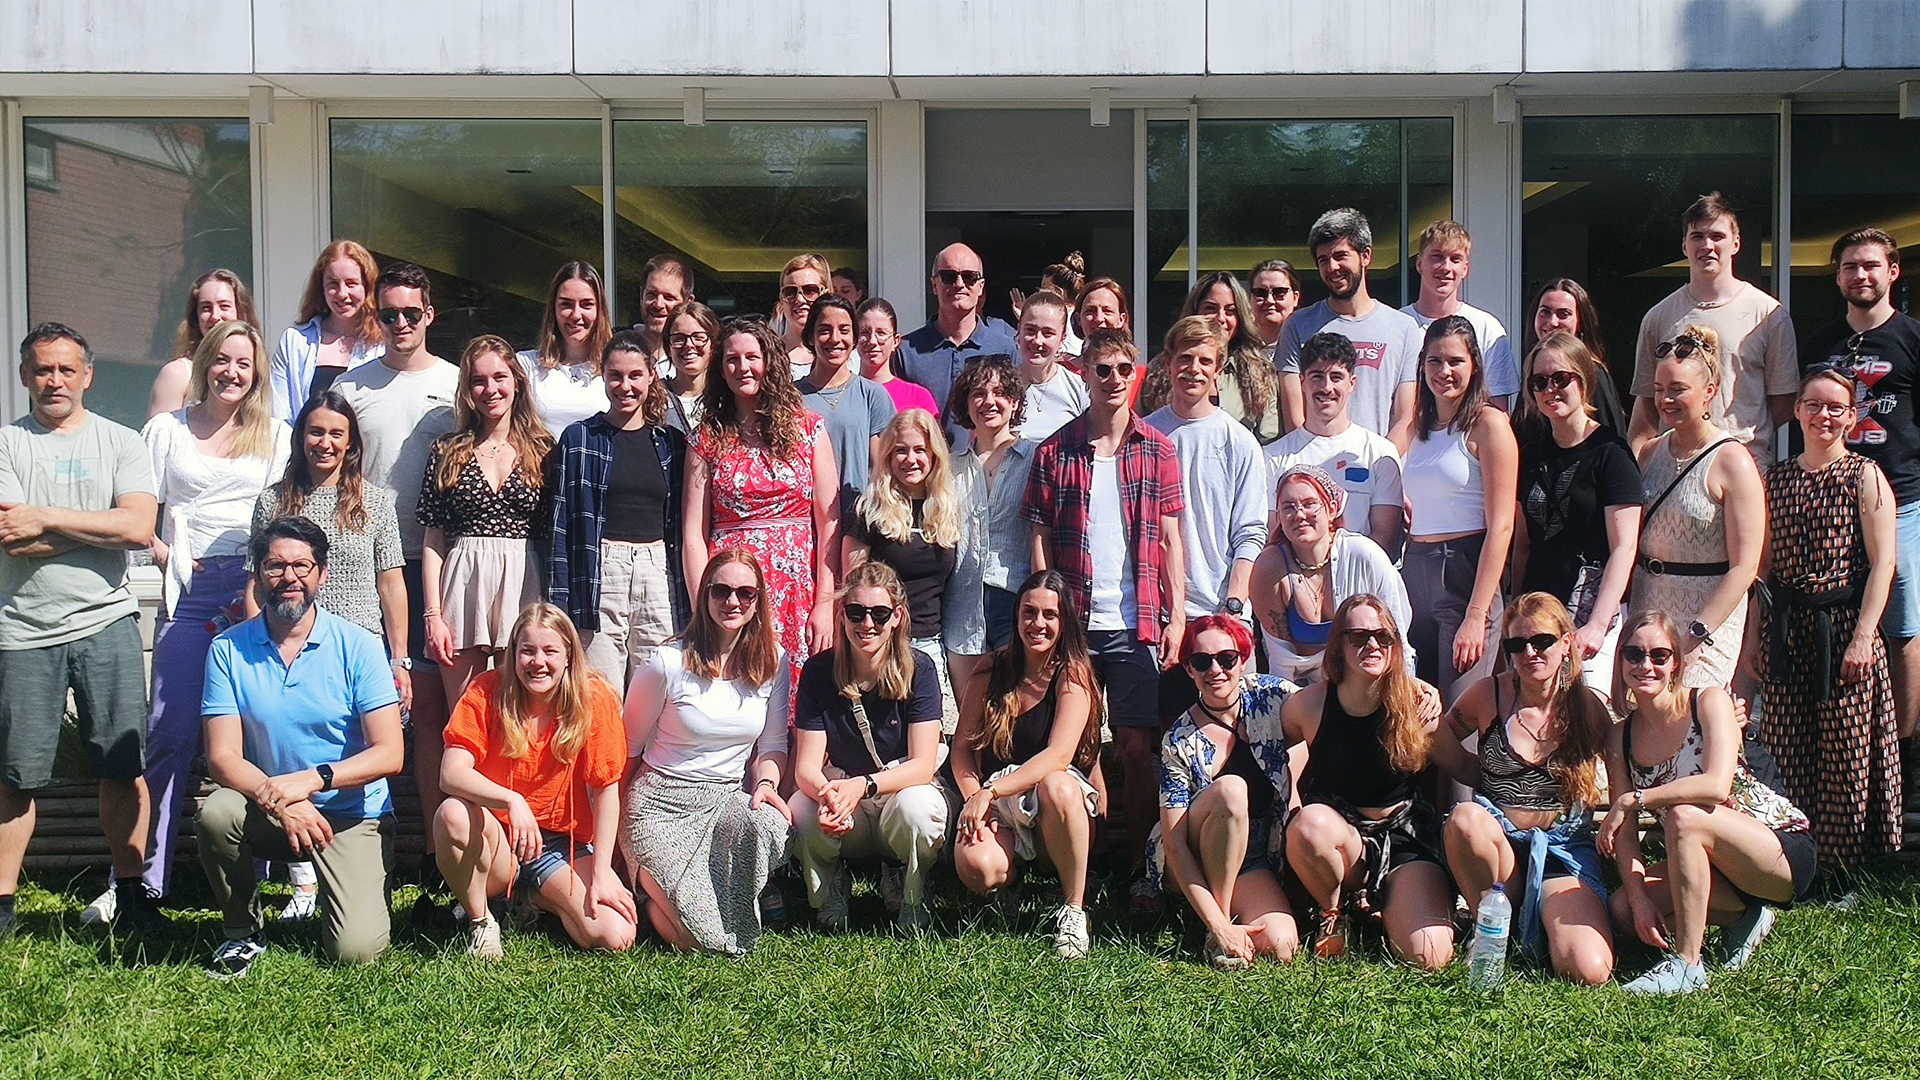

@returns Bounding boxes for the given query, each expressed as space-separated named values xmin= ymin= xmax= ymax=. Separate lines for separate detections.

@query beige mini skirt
xmin=442 ymin=535 xmax=542 ymax=652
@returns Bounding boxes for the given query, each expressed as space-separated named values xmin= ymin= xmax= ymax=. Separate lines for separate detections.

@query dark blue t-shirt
xmin=794 ymin=648 xmax=941 ymax=775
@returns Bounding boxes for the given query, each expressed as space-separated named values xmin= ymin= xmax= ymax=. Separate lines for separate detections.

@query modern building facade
xmin=3 ymin=0 xmax=1918 ymax=431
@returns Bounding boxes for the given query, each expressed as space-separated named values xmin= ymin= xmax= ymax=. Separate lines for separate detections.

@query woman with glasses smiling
xmin=1757 ymin=366 xmax=1900 ymax=891
xmin=1512 ymin=331 xmax=1642 ymax=696
xmin=662 ymin=300 xmax=719 ymax=434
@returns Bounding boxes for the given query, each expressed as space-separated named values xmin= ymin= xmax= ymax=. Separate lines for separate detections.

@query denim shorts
xmin=515 ymin=830 xmax=589 ymax=895
xmin=1884 ymin=500 xmax=1920 ymax=640
xmin=983 ymin=585 xmax=1018 ymax=652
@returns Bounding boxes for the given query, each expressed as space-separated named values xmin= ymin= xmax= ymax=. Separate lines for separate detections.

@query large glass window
xmin=613 ymin=120 xmax=867 ymax=321
xmin=25 ymin=119 xmax=252 ymax=429
xmin=1789 ymin=113 xmax=1919 ymax=334
xmin=331 ymin=119 xmax=604 ymax=358
xmin=1144 ymin=119 xmax=1190 ymax=351
xmin=1522 ymin=115 xmax=1778 ymax=376
xmin=1194 ymin=118 xmax=1454 ymax=315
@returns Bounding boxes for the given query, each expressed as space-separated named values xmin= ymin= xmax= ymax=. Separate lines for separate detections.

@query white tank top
xmin=1403 ymin=425 xmax=1485 ymax=536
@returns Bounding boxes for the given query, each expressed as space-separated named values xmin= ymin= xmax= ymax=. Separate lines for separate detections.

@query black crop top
xmin=1477 ymin=680 xmax=1563 ymax=812
xmin=981 ymin=667 xmax=1062 ymax=777
xmin=1299 ymin=686 xmax=1416 ymax=808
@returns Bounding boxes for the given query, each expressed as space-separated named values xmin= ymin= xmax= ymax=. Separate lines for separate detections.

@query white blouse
xmin=517 ymin=350 xmax=610 ymax=438
xmin=142 ymin=410 xmax=292 ymax=613
xmin=627 ymin=643 xmax=790 ymax=784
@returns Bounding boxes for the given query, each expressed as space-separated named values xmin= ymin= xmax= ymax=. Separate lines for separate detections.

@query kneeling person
xmin=436 ymin=602 xmax=637 ymax=959
xmin=792 ymin=562 xmax=948 ymax=933
xmin=195 ymin=516 xmax=405 ymax=978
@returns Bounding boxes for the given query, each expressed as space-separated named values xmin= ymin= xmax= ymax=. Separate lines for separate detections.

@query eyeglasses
xmin=1250 ymin=286 xmax=1293 ymax=301
xmin=706 ymin=583 xmax=761 ymax=606
xmin=934 ymin=269 xmax=985 ymax=288
xmin=1092 ymin=361 xmax=1137 ymax=381
xmin=1343 ymin=628 xmax=1394 ymax=651
xmin=261 ymin=559 xmax=319 ymax=581
xmin=1527 ymin=370 xmax=1579 ymax=394
xmin=1502 ymin=633 xmax=1561 ymax=656
xmin=1798 ymin=400 xmax=1855 ymax=418
xmin=1620 ymin=645 xmax=1675 ymax=666
xmin=1183 ymin=648 xmax=1242 ymax=674
xmin=779 ymin=284 xmax=825 ymax=302
xmin=1654 ymin=334 xmax=1704 ymax=360
xmin=376 ymin=307 xmax=424 ymax=328
xmin=669 ymin=332 xmax=711 ymax=350
xmin=842 ymin=602 xmax=896 ymax=626
xmin=1277 ymin=498 xmax=1326 ymax=517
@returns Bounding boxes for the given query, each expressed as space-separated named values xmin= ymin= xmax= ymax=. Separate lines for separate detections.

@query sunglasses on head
xmin=377 ymin=306 xmax=424 ymax=328
xmin=1092 ymin=360 xmax=1137 ymax=381
xmin=779 ymin=283 xmax=825 ymax=302
xmin=1343 ymin=628 xmax=1394 ymax=650
xmin=1654 ymin=334 xmax=1704 ymax=360
xmin=1527 ymin=370 xmax=1579 ymax=395
xmin=706 ymin=583 xmax=760 ymax=606
xmin=842 ymin=602 xmax=896 ymax=626
xmin=1502 ymin=633 xmax=1560 ymax=656
xmin=935 ymin=269 xmax=985 ymax=287
xmin=1250 ymin=286 xmax=1293 ymax=301
xmin=1620 ymin=644 xmax=1675 ymax=666
xmin=1183 ymin=649 xmax=1242 ymax=674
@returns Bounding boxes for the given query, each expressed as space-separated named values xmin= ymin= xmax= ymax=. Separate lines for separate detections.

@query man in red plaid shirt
xmin=1024 ymin=328 xmax=1186 ymax=912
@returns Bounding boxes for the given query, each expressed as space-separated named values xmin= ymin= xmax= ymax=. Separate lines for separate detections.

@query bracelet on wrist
xmin=755 ymin=777 xmax=776 ymax=789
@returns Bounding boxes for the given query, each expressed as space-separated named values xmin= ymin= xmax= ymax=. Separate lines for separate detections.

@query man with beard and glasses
xmin=1802 ymin=227 xmax=1920 ymax=740
xmin=1275 ymin=208 xmax=1424 ymax=450
xmin=193 ymin=515 xmax=404 ymax=979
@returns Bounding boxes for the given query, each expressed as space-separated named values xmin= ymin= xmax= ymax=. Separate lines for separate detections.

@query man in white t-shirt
xmin=1402 ymin=220 xmax=1519 ymax=409
xmin=1265 ymin=332 xmax=1404 ymax=554
xmin=330 ymin=261 xmax=458 ymax=902
xmin=1276 ymin=208 xmax=1423 ymax=450
xmin=1627 ymin=192 xmax=1798 ymax=463
xmin=1016 ymin=289 xmax=1090 ymax=442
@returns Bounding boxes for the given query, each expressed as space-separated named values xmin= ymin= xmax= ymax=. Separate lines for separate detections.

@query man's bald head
xmin=930 ymin=243 xmax=987 ymax=324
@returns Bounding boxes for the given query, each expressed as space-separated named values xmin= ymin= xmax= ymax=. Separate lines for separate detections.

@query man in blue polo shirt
xmin=195 ymin=515 xmax=405 ymax=978
xmin=896 ymin=243 xmax=1019 ymax=412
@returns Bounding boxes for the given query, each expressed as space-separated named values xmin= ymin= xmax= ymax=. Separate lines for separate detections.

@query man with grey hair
xmin=895 ymin=243 xmax=1019 ymax=411
xmin=1276 ymin=208 xmax=1424 ymax=450
xmin=0 ymin=323 xmax=163 ymax=938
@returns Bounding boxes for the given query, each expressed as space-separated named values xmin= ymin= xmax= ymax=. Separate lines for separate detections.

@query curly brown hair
xmin=700 ymin=318 xmax=808 ymax=459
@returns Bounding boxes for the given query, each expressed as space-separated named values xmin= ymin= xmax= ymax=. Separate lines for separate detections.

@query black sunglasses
xmin=706 ymin=583 xmax=760 ymax=605
xmin=1620 ymin=645 xmax=1675 ymax=666
xmin=1527 ymin=370 xmax=1579 ymax=394
xmin=1092 ymin=361 xmax=1137 ymax=381
xmin=842 ymin=602 xmax=896 ymax=626
xmin=1343 ymin=628 xmax=1395 ymax=650
xmin=1184 ymin=649 xmax=1242 ymax=674
xmin=1654 ymin=334 xmax=1705 ymax=360
xmin=935 ymin=269 xmax=985 ymax=287
xmin=1502 ymin=633 xmax=1560 ymax=656
xmin=377 ymin=306 xmax=424 ymax=327
xmin=1250 ymin=286 xmax=1293 ymax=301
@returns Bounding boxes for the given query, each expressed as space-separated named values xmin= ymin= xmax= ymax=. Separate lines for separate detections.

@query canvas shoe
xmin=466 ymin=916 xmax=504 ymax=961
xmin=207 ymin=935 xmax=268 ymax=981
xmin=79 ymin=887 xmax=117 ymax=926
xmin=1622 ymin=954 xmax=1710 ymax=995
xmin=1129 ymin=876 xmax=1162 ymax=916
xmin=1714 ymin=903 xmax=1777 ymax=972
xmin=1050 ymin=904 xmax=1091 ymax=959
xmin=277 ymin=887 xmax=319 ymax=923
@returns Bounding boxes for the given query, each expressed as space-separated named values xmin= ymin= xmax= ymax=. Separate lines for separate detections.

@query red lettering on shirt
xmin=1350 ymin=341 xmax=1389 ymax=369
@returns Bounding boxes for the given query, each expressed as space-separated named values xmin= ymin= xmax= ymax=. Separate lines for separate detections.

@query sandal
xmin=1314 ymin=908 xmax=1349 ymax=959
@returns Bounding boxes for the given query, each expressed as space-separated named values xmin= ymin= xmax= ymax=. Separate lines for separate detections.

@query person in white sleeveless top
xmin=517 ymin=262 xmax=613 ymax=438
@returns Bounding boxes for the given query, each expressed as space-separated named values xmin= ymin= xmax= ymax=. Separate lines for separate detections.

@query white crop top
xmin=1403 ymin=425 xmax=1485 ymax=536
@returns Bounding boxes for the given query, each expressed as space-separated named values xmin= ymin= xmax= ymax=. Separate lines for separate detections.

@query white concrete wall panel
xmin=1207 ymin=0 xmax=1523 ymax=75
xmin=576 ymin=0 xmax=890 ymax=76
xmin=1842 ymin=0 xmax=1920 ymax=69
xmin=1524 ymin=0 xmax=1842 ymax=72
xmin=254 ymin=0 xmax=573 ymax=75
xmin=891 ymin=0 xmax=1205 ymax=77
xmin=0 ymin=0 xmax=253 ymax=73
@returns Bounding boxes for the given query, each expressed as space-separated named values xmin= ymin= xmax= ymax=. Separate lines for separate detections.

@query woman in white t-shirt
xmin=518 ymin=262 xmax=613 ymax=438
xmin=622 ymin=549 xmax=793 ymax=955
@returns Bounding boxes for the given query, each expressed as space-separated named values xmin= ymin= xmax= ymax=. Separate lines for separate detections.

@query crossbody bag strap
xmin=1640 ymin=437 xmax=1737 ymax=536
xmin=846 ymin=691 xmax=886 ymax=772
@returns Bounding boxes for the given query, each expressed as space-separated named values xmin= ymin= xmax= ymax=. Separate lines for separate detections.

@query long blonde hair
xmin=1322 ymin=594 xmax=1429 ymax=774
xmin=1502 ymin=592 xmax=1608 ymax=811
xmin=433 ymin=335 xmax=553 ymax=493
xmin=833 ymin=561 xmax=916 ymax=702
xmin=188 ymin=320 xmax=279 ymax=461
xmin=491 ymin=603 xmax=599 ymax=764
xmin=853 ymin=409 xmax=962 ymax=548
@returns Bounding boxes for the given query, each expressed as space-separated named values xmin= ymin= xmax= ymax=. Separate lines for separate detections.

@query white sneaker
xmin=79 ymin=887 xmax=117 ymax=926
xmin=1049 ymin=904 xmax=1091 ymax=959
xmin=1714 ymin=903 xmax=1777 ymax=972
xmin=277 ymin=887 xmax=319 ymax=923
xmin=1622 ymin=954 xmax=1710 ymax=995
xmin=466 ymin=916 xmax=503 ymax=961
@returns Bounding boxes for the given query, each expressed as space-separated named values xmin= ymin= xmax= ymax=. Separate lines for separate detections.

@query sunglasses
xmin=1092 ymin=361 xmax=1137 ymax=382
xmin=1250 ymin=286 xmax=1293 ymax=301
xmin=779 ymin=284 xmax=826 ymax=302
xmin=1620 ymin=645 xmax=1675 ymax=666
xmin=1343 ymin=628 xmax=1395 ymax=651
xmin=842 ymin=602 xmax=896 ymax=626
xmin=1183 ymin=649 xmax=1242 ymax=674
xmin=706 ymin=583 xmax=761 ymax=606
xmin=935 ymin=269 xmax=985 ymax=287
xmin=377 ymin=306 xmax=425 ymax=328
xmin=1654 ymin=335 xmax=1704 ymax=360
xmin=1502 ymin=633 xmax=1561 ymax=656
xmin=1527 ymin=370 xmax=1579 ymax=394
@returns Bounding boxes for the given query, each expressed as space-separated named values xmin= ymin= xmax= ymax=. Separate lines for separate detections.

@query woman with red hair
xmin=1146 ymin=614 xmax=1303 ymax=970
xmin=271 ymin=240 xmax=385 ymax=422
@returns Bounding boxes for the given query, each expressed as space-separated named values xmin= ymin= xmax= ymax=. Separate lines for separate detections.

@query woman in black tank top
xmin=1282 ymin=594 xmax=1454 ymax=969
xmin=952 ymin=571 xmax=1105 ymax=959
xmin=1434 ymin=593 xmax=1614 ymax=985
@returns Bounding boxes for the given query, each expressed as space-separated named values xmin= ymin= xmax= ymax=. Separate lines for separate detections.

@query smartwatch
xmin=315 ymin=763 xmax=335 ymax=792
xmin=1222 ymin=597 xmax=1246 ymax=618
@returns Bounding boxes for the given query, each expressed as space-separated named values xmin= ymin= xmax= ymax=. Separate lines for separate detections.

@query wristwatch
xmin=1688 ymin=620 xmax=1714 ymax=647
xmin=1222 ymin=597 xmax=1246 ymax=618
xmin=315 ymin=763 xmax=335 ymax=792
xmin=864 ymin=774 xmax=880 ymax=799
xmin=392 ymin=656 xmax=413 ymax=671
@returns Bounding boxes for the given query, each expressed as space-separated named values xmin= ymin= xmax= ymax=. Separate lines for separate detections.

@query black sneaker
xmin=206 ymin=935 xmax=267 ymax=981
xmin=111 ymin=885 xmax=170 ymax=933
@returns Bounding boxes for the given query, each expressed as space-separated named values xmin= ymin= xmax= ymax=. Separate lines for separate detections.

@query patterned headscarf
xmin=1274 ymin=463 xmax=1347 ymax=526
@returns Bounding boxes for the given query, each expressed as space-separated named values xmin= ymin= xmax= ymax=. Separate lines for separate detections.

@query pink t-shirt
xmin=881 ymin=377 xmax=941 ymax=419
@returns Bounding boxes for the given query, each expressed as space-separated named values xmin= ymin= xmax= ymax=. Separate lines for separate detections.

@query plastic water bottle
xmin=1466 ymin=883 xmax=1512 ymax=993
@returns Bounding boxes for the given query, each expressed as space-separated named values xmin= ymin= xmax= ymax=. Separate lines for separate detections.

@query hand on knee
xmin=1253 ymin=918 xmax=1300 ymax=962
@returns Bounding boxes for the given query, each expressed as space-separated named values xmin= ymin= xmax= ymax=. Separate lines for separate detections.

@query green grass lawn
xmin=3 ymin=860 xmax=1919 ymax=1079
